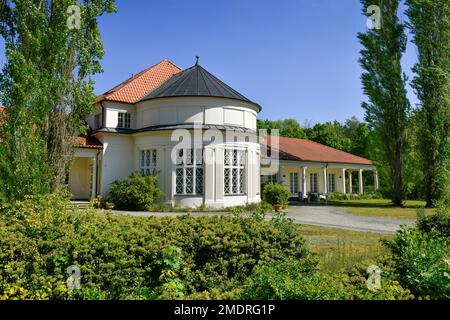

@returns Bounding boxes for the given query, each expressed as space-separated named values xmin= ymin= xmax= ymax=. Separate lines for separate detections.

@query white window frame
xmin=140 ymin=149 xmax=158 ymax=176
xmin=224 ymin=149 xmax=246 ymax=195
xmin=328 ymin=173 xmax=336 ymax=193
xmin=310 ymin=173 xmax=318 ymax=193
xmin=175 ymin=148 xmax=204 ymax=195
xmin=290 ymin=172 xmax=298 ymax=194
xmin=118 ymin=112 xmax=131 ymax=129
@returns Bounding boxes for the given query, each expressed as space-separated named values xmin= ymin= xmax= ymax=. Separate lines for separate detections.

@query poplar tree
xmin=358 ymin=0 xmax=411 ymax=206
xmin=0 ymin=0 xmax=116 ymax=201
xmin=405 ymin=0 xmax=450 ymax=207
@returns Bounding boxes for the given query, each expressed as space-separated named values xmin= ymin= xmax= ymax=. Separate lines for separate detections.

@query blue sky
xmin=1 ymin=0 xmax=419 ymax=125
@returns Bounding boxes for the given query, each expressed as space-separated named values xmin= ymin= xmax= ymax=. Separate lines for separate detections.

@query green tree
xmin=0 ymin=0 xmax=116 ymax=200
xmin=405 ymin=0 xmax=450 ymax=207
xmin=306 ymin=121 xmax=352 ymax=152
xmin=257 ymin=118 xmax=307 ymax=139
xmin=358 ymin=0 xmax=411 ymax=206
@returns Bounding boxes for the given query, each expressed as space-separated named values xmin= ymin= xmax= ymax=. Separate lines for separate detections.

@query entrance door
xmin=69 ymin=157 xmax=92 ymax=200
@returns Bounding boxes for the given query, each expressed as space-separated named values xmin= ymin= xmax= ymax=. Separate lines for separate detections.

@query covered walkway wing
xmin=261 ymin=136 xmax=378 ymax=198
xmin=261 ymin=160 xmax=378 ymax=198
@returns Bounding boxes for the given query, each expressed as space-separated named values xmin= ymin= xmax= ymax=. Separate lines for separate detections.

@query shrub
xmin=417 ymin=204 xmax=449 ymax=238
xmin=382 ymin=227 xmax=450 ymax=299
xmin=240 ymin=258 xmax=349 ymax=300
xmin=107 ymin=173 xmax=164 ymax=211
xmin=262 ymin=183 xmax=290 ymax=206
xmin=345 ymin=262 xmax=414 ymax=300
xmin=327 ymin=192 xmax=383 ymax=201
xmin=0 ymin=192 xmax=311 ymax=300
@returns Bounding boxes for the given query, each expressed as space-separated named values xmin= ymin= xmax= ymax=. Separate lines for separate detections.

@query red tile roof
xmin=265 ymin=136 xmax=373 ymax=165
xmin=73 ymin=135 xmax=103 ymax=149
xmin=98 ymin=59 xmax=182 ymax=104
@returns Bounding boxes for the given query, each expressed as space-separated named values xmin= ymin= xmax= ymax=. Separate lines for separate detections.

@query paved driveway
xmin=279 ymin=205 xmax=415 ymax=234
xmin=113 ymin=205 xmax=414 ymax=234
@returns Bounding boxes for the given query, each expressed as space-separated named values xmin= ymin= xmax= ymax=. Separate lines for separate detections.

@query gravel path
xmin=281 ymin=205 xmax=415 ymax=234
xmin=112 ymin=205 xmax=415 ymax=234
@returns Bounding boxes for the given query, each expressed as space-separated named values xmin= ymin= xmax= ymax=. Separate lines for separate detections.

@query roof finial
xmin=195 ymin=55 xmax=200 ymax=66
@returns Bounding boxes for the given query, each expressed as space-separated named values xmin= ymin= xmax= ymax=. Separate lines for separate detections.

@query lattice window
xmin=118 ymin=112 xmax=131 ymax=129
xmin=140 ymin=149 xmax=157 ymax=175
xmin=224 ymin=149 xmax=246 ymax=195
xmin=175 ymin=148 xmax=204 ymax=195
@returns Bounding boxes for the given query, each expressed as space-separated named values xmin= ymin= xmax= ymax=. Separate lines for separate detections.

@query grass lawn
xmin=328 ymin=199 xmax=436 ymax=220
xmin=296 ymin=224 xmax=392 ymax=274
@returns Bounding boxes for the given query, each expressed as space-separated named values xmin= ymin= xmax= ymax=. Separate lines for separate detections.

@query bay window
xmin=175 ymin=148 xmax=203 ymax=195
xmin=224 ymin=149 xmax=246 ymax=195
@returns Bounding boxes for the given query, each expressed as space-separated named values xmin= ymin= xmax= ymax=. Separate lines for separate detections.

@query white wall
xmin=133 ymin=97 xmax=258 ymax=130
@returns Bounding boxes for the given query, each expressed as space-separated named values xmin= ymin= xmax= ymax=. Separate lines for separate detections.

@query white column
xmin=302 ymin=166 xmax=307 ymax=198
xmin=359 ymin=169 xmax=364 ymax=194
xmin=348 ymin=170 xmax=353 ymax=194
xmin=204 ymin=147 xmax=215 ymax=206
xmin=214 ymin=147 xmax=224 ymax=208
xmin=341 ymin=168 xmax=346 ymax=194
xmin=323 ymin=167 xmax=328 ymax=194
xmin=374 ymin=170 xmax=379 ymax=191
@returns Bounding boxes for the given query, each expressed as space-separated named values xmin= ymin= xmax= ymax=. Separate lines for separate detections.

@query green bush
xmin=327 ymin=192 xmax=383 ymax=201
xmin=240 ymin=258 xmax=349 ymax=300
xmin=262 ymin=183 xmax=290 ymax=206
xmin=382 ymin=227 xmax=450 ymax=299
xmin=107 ymin=173 xmax=164 ymax=211
xmin=417 ymin=204 xmax=449 ymax=238
xmin=0 ymin=192 xmax=311 ymax=300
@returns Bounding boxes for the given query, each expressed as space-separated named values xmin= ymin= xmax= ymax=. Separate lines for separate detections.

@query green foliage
xmin=0 ymin=0 xmax=117 ymax=198
xmin=383 ymin=227 xmax=450 ymax=299
xmin=262 ymin=183 xmax=290 ymax=206
xmin=405 ymin=0 xmax=450 ymax=207
xmin=257 ymin=118 xmax=307 ymax=139
xmin=345 ymin=262 xmax=414 ymax=300
xmin=417 ymin=203 xmax=449 ymax=238
xmin=306 ymin=121 xmax=352 ymax=153
xmin=0 ymin=193 xmax=311 ymax=300
xmin=240 ymin=258 xmax=349 ymax=300
xmin=107 ymin=173 xmax=164 ymax=211
xmin=358 ymin=0 xmax=411 ymax=206
xmin=327 ymin=192 xmax=383 ymax=201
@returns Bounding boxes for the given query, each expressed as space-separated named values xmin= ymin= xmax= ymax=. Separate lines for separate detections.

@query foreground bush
xmin=240 ymin=258 xmax=348 ymax=300
xmin=382 ymin=227 xmax=450 ymax=299
xmin=107 ymin=173 xmax=164 ymax=211
xmin=262 ymin=183 xmax=290 ymax=206
xmin=0 ymin=192 xmax=310 ymax=300
xmin=417 ymin=203 xmax=450 ymax=238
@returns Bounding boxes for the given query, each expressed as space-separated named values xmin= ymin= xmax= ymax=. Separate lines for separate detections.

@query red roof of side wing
xmin=265 ymin=136 xmax=373 ymax=165
xmin=97 ymin=59 xmax=182 ymax=104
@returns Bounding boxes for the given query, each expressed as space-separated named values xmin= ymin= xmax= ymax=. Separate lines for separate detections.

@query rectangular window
xmin=118 ymin=112 xmax=131 ymax=129
xmin=140 ymin=149 xmax=157 ymax=175
xmin=224 ymin=149 xmax=246 ymax=195
xmin=310 ymin=173 xmax=318 ymax=193
xmin=328 ymin=174 xmax=336 ymax=193
xmin=175 ymin=148 xmax=203 ymax=195
xmin=290 ymin=172 xmax=298 ymax=194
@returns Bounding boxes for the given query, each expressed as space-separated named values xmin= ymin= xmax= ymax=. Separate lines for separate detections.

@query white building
xmin=69 ymin=59 xmax=377 ymax=208
xmin=70 ymin=59 xmax=261 ymax=208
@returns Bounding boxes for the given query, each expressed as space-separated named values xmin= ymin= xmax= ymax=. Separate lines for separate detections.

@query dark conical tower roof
xmin=139 ymin=63 xmax=261 ymax=111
